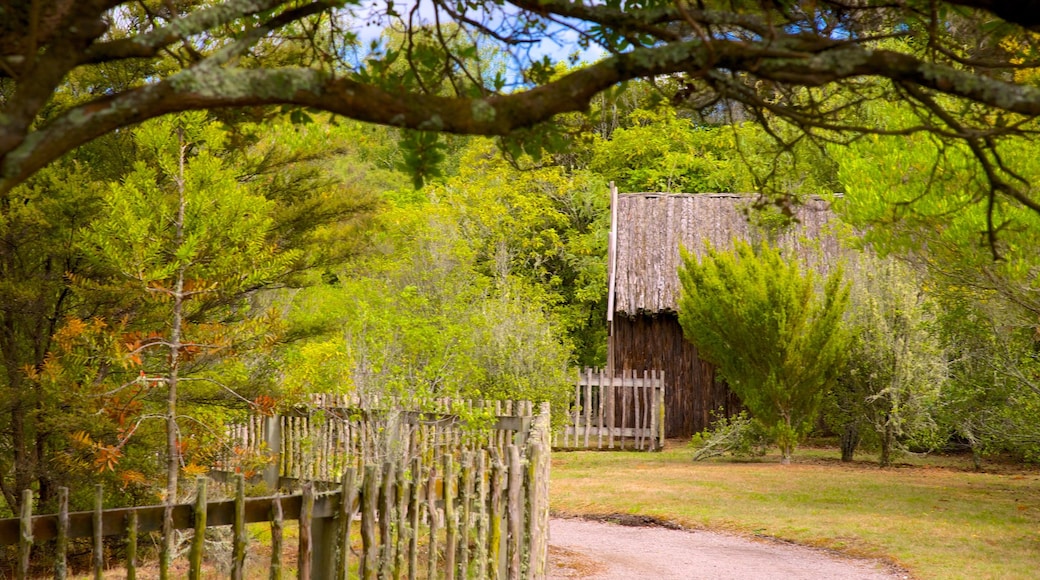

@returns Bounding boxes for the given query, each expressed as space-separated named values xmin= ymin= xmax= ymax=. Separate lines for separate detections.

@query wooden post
xmin=395 ymin=460 xmax=409 ymax=580
xmin=125 ymin=509 xmax=138 ymax=580
xmin=622 ymin=369 xmax=630 ymax=450
xmin=583 ymin=368 xmax=592 ymax=448
xmin=264 ymin=414 xmax=283 ymax=491
xmin=658 ymin=371 xmax=667 ymax=450
xmin=299 ymin=482 xmax=314 ymax=580
xmin=607 ymin=369 xmax=615 ymax=449
xmin=160 ymin=502 xmax=173 ymax=580
xmin=18 ymin=489 xmax=32 ymax=580
xmin=408 ymin=458 xmax=421 ymax=580
xmin=189 ymin=477 xmax=207 ymax=580
xmin=312 ymin=511 xmax=337 ymax=580
xmin=459 ymin=452 xmax=474 ymax=578
xmin=270 ymin=495 xmax=284 ymax=580
xmin=475 ymin=451 xmax=489 ymax=580
xmin=525 ymin=442 xmax=544 ymax=580
xmin=362 ymin=465 xmax=379 ymax=580
xmin=380 ymin=461 xmax=396 ymax=574
xmin=635 ymin=369 xmax=644 ymax=450
xmin=339 ymin=468 xmax=358 ymax=580
xmin=93 ymin=485 xmax=104 ymax=580
xmin=425 ymin=464 xmax=438 ymax=580
xmin=527 ymin=403 xmax=552 ymax=579
xmin=596 ymin=369 xmax=605 ymax=449
xmin=444 ymin=454 xmax=457 ymax=580
xmin=55 ymin=487 xmax=68 ymax=580
xmin=489 ymin=452 xmax=504 ymax=580
xmin=232 ymin=474 xmax=247 ymax=580
xmin=506 ymin=446 xmax=523 ymax=580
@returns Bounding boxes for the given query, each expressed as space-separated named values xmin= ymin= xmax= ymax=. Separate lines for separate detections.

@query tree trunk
xmin=778 ymin=415 xmax=794 ymax=465
xmin=879 ymin=422 xmax=895 ymax=467
xmin=161 ymin=129 xmax=189 ymax=575
xmin=840 ymin=423 xmax=860 ymax=462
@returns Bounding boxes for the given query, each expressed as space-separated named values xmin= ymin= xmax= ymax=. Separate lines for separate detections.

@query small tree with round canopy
xmin=678 ymin=240 xmax=849 ymax=464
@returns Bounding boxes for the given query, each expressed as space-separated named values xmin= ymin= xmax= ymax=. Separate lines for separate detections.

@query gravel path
xmin=547 ymin=517 xmax=910 ymax=580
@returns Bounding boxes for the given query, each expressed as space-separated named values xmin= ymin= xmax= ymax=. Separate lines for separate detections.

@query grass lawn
xmin=549 ymin=444 xmax=1040 ymax=580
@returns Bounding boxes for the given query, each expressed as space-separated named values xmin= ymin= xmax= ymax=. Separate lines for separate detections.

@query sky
xmin=350 ymin=0 xmax=608 ymax=86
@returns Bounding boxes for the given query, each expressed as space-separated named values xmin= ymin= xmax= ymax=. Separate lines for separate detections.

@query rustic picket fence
xmin=223 ymin=397 xmax=539 ymax=489
xmin=554 ymin=368 xmax=665 ymax=451
xmin=0 ymin=400 xmax=551 ymax=580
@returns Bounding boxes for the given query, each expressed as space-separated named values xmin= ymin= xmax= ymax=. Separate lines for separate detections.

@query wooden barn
xmin=606 ymin=189 xmax=843 ymax=438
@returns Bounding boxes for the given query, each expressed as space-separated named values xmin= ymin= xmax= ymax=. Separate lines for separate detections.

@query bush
xmin=689 ymin=411 xmax=770 ymax=461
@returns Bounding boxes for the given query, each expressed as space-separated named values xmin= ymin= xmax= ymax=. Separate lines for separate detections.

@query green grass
xmin=550 ymin=445 xmax=1040 ymax=580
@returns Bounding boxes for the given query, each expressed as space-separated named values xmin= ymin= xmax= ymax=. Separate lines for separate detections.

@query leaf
xmin=71 ymin=430 xmax=94 ymax=449
xmin=93 ymin=445 xmax=123 ymax=472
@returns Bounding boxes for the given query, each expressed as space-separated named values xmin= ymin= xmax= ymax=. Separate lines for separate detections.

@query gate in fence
xmin=555 ymin=368 xmax=666 ymax=451
xmin=0 ymin=400 xmax=551 ymax=580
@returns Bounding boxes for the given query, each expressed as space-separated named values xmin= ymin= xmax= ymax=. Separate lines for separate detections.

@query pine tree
xmin=678 ymin=240 xmax=849 ymax=464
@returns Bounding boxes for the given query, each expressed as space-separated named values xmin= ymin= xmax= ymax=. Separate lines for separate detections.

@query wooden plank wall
xmin=611 ymin=314 xmax=741 ymax=438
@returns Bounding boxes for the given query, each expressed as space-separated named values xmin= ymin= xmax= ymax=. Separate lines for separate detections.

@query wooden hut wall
xmin=611 ymin=313 xmax=741 ymax=438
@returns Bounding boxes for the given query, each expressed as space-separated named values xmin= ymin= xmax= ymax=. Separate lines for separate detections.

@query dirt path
xmin=547 ymin=517 xmax=910 ymax=580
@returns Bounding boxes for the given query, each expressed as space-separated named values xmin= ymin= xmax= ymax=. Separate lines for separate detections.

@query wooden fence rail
xmin=554 ymin=368 xmax=665 ymax=451
xmin=2 ymin=401 xmax=551 ymax=580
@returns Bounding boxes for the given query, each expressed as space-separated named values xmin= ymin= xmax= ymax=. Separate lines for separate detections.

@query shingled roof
xmin=607 ymin=191 xmax=842 ymax=317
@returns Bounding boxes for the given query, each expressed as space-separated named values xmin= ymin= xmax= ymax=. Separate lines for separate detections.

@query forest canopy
xmin=3 ymin=0 xmax=1040 ymax=226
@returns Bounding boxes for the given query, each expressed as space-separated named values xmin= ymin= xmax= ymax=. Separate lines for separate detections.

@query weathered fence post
xmin=189 ymin=477 xmax=207 ymax=580
xmin=527 ymin=402 xmax=552 ymax=579
xmin=658 ymin=371 xmax=666 ymax=450
xmin=338 ymin=468 xmax=358 ymax=580
xmin=506 ymin=445 xmax=523 ymax=580
xmin=380 ymin=461 xmax=396 ymax=574
xmin=93 ymin=485 xmax=103 ymax=580
xmin=300 ymin=482 xmax=314 ymax=580
xmin=270 ymin=494 xmax=284 ymax=580
xmin=265 ymin=414 xmax=283 ymax=490
xmin=444 ymin=454 xmax=457 ymax=580
xmin=232 ymin=474 xmax=247 ymax=580
xmin=18 ymin=488 xmax=31 ymax=580
xmin=127 ymin=509 xmax=139 ymax=580
xmin=362 ymin=465 xmax=379 ymax=580
xmin=55 ymin=487 xmax=69 ymax=580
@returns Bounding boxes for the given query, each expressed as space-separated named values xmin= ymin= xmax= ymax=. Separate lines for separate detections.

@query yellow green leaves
xmin=678 ymin=239 xmax=849 ymax=462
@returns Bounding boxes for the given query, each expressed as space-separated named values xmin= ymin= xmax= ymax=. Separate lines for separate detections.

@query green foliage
xmin=84 ymin=115 xmax=302 ymax=298
xmin=431 ymin=138 xmax=610 ymax=366
xmin=678 ymin=240 xmax=849 ymax=463
xmin=589 ymin=107 xmax=755 ymax=193
xmin=832 ymin=102 xmax=1040 ymax=464
xmin=278 ymin=188 xmax=575 ymax=425
xmin=585 ymin=102 xmax=840 ymax=197
xmin=930 ymin=283 xmax=1040 ymax=465
xmin=689 ymin=411 xmax=770 ymax=461
xmin=826 ymin=256 xmax=945 ymax=466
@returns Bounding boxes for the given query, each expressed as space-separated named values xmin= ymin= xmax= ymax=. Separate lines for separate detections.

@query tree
xmin=678 ymin=240 xmax=849 ymax=464
xmin=830 ymin=255 xmax=946 ymax=466
xmin=5 ymin=0 xmax=1040 ymax=228
xmin=81 ymin=111 xmax=302 ymax=497
xmin=278 ymin=186 xmax=575 ymax=421
xmin=431 ymin=138 xmax=610 ymax=366
xmin=832 ymin=102 xmax=1040 ymax=464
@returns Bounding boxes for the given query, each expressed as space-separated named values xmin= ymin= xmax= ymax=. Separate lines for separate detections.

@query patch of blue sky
xmin=346 ymin=0 xmax=607 ymax=88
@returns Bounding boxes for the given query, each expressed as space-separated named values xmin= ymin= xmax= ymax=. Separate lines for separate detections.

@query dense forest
xmin=3 ymin=0 xmax=1040 ymax=519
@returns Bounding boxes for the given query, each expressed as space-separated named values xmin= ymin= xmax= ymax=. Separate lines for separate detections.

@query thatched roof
xmin=607 ymin=191 xmax=843 ymax=317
